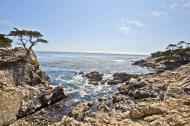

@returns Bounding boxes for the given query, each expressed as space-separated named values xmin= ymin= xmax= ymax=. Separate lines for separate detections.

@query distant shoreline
xmin=36 ymin=51 xmax=149 ymax=56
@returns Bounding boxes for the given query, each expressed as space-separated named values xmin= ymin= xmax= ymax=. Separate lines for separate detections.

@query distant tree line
xmin=0 ymin=28 xmax=48 ymax=56
xmin=151 ymin=41 xmax=190 ymax=62
xmin=166 ymin=41 xmax=190 ymax=51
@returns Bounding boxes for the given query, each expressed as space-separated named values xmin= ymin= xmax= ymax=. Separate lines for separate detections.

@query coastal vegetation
xmin=133 ymin=41 xmax=190 ymax=72
xmin=0 ymin=34 xmax=13 ymax=56
xmin=0 ymin=28 xmax=48 ymax=58
xmin=0 ymin=34 xmax=12 ymax=49
xmin=151 ymin=41 xmax=190 ymax=62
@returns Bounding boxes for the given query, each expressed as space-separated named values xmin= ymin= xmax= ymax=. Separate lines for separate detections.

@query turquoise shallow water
xmin=36 ymin=52 xmax=153 ymax=120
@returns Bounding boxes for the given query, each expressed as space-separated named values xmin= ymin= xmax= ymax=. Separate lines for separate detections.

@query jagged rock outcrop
xmin=0 ymin=48 xmax=68 ymax=126
xmin=107 ymin=73 xmax=137 ymax=85
xmin=84 ymin=72 xmax=136 ymax=85
xmin=133 ymin=54 xmax=189 ymax=72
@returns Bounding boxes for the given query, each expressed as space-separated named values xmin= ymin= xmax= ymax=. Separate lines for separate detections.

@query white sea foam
xmin=79 ymin=90 xmax=88 ymax=97
xmin=103 ymin=73 xmax=113 ymax=80
xmin=72 ymin=74 xmax=84 ymax=81
xmin=113 ymin=59 xmax=124 ymax=63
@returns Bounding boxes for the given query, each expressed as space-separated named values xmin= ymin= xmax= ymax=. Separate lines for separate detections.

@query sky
xmin=0 ymin=0 xmax=190 ymax=54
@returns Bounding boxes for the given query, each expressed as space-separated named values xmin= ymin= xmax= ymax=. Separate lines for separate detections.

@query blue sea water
xmin=36 ymin=52 xmax=153 ymax=119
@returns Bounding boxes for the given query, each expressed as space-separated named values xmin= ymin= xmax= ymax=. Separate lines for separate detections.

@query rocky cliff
xmin=0 ymin=48 xmax=67 ymax=126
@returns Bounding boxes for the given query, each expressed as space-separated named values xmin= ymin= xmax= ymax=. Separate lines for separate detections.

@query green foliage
xmin=9 ymin=28 xmax=43 ymax=38
xmin=153 ymin=41 xmax=190 ymax=62
xmin=0 ymin=34 xmax=12 ymax=49
xmin=151 ymin=51 xmax=161 ymax=58
xmin=37 ymin=38 xmax=48 ymax=43
xmin=166 ymin=44 xmax=177 ymax=51
xmin=177 ymin=41 xmax=186 ymax=48
xmin=9 ymin=28 xmax=48 ymax=55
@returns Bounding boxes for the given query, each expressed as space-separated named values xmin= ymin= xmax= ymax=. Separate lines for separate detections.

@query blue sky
xmin=1 ymin=0 xmax=190 ymax=54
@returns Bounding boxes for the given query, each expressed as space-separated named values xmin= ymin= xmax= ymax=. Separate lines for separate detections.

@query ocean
xmin=36 ymin=52 xmax=153 ymax=120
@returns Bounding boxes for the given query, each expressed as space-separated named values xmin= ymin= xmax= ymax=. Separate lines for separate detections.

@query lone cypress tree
xmin=9 ymin=28 xmax=48 ymax=55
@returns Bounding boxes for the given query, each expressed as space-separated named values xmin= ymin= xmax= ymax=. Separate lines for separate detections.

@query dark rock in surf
xmin=113 ymin=73 xmax=133 ymax=83
xmin=85 ymin=71 xmax=103 ymax=84
xmin=107 ymin=73 xmax=136 ymax=85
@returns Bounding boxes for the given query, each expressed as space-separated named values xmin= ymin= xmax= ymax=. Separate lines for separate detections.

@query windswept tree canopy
xmin=0 ymin=34 xmax=12 ymax=49
xmin=177 ymin=41 xmax=186 ymax=48
xmin=9 ymin=28 xmax=48 ymax=55
xmin=166 ymin=44 xmax=177 ymax=50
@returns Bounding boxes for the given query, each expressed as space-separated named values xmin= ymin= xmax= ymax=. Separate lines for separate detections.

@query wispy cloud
xmin=150 ymin=11 xmax=167 ymax=18
xmin=163 ymin=0 xmax=190 ymax=9
xmin=119 ymin=0 xmax=190 ymax=35
xmin=144 ymin=0 xmax=190 ymax=20
xmin=118 ymin=18 xmax=145 ymax=34
xmin=0 ymin=19 xmax=15 ymax=28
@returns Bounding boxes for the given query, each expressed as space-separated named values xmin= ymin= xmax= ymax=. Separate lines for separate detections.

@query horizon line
xmin=35 ymin=50 xmax=151 ymax=56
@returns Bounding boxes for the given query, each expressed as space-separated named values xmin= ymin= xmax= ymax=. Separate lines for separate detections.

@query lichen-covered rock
xmin=97 ymin=98 xmax=111 ymax=112
xmin=128 ymin=103 xmax=166 ymax=119
xmin=0 ymin=89 xmax=22 ymax=126
xmin=68 ymin=101 xmax=94 ymax=121
xmin=112 ymin=94 xmax=126 ymax=103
